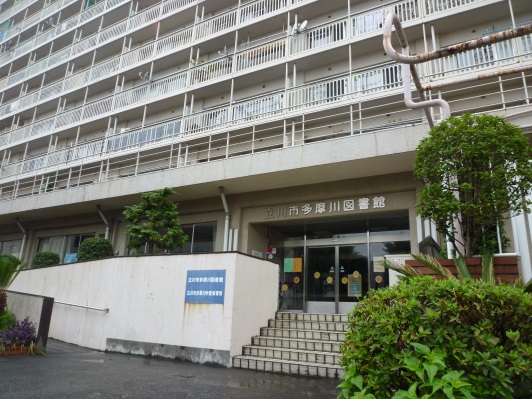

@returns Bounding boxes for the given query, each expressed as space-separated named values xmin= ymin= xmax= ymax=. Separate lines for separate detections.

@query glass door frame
xmin=281 ymin=232 xmax=409 ymax=313
xmin=305 ymin=244 xmax=369 ymax=314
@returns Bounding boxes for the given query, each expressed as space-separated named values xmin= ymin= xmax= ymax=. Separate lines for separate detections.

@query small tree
xmin=414 ymin=113 xmax=532 ymax=258
xmin=123 ymin=187 xmax=188 ymax=254
xmin=77 ymin=237 xmax=114 ymax=262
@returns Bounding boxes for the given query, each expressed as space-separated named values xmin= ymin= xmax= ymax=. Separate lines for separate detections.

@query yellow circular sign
xmin=282 ymin=284 xmax=289 ymax=291
xmin=341 ymin=277 xmax=348 ymax=284
xmin=375 ymin=276 xmax=383 ymax=284
xmin=314 ymin=272 xmax=320 ymax=279
xmin=327 ymin=276 xmax=333 ymax=284
xmin=353 ymin=271 xmax=360 ymax=278
xmin=294 ymin=277 xmax=300 ymax=284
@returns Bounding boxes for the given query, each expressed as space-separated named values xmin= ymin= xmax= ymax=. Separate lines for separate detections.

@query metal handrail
xmin=55 ymin=300 xmax=109 ymax=313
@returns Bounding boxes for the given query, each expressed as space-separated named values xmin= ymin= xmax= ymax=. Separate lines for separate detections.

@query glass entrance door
xmin=338 ymin=245 xmax=368 ymax=313
xmin=306 ymin=245 xmax=369 ymax=313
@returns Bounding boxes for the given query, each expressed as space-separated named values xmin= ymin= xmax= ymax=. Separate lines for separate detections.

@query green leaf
xmin=453 ymin=256 xmax=471 ymax=279
xmin=424 ymin=364 xmax=439 ymax=384
xmin=411 ymin=342 xmax=431 ymax=356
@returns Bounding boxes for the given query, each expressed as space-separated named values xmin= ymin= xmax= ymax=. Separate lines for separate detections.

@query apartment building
xmin=0 ymin=0 xmax=531 ymax=314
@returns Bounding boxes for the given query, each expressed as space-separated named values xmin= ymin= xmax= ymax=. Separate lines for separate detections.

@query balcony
xmin=0 ymin=0 xmax=511 ymax=149
xmin=0 ymin=0 xmax=498 ymax=93
xmin=1 ymin=30 xmax=531 ymax=186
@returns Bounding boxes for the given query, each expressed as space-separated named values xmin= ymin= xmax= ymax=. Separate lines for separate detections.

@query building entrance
xmin=272 ymin=214 xmax=411 ymax=314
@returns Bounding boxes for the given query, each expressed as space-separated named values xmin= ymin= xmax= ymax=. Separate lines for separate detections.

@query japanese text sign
xmin=185 ymin=270 xmax=226 ymax=304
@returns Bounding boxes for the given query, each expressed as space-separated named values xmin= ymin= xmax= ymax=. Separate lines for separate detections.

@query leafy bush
xmin=0 ymin=310 xmax=17 ymax=332
xmin=76 ymin=237 xmax=114 ymax=262
xmin=338 ymin=277 xmax=532 ymax=399
xmin=32 ymin=252 xmax=60 ymax=269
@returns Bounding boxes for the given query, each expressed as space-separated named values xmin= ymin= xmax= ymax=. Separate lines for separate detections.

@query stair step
xmin=233 ymin=356 xmax=344 ymax=378
xmin=268 ymin=319 xmax=348 ymax=332
xmin=276 ymin=312 xmax=349 ymax=323
xmin=251 ymin=336 xmax=342 ymax=352
xmin=260 ymin=327 xmax=345 ymax=342
xmin=242 ymin=345 xmax=340 ymax=365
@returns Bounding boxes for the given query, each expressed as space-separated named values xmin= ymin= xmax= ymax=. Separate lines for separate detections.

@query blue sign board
xmin=185 ymin=270 xmax=226 ymax=304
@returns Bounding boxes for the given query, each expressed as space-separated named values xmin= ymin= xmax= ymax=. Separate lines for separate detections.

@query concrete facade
xmin=0 ymin=0 xmax=531 ymax=310
xmin=5 ymin=290 xmax=54 ymax=350
xmin=8 ymin=253 xmax=279 ymax=366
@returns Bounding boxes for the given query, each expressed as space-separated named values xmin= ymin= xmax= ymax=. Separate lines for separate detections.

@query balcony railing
xmin=0 ymin=64 xmax=406 ymax=179
xmin=1 ymin=0 xmax=77 ymax=45
xmin=3 ymin=28 xmax=532 ymax=182
xmin=0 ymin=0 xmax=195 ymax=90
xmin=1 ymin=11 xmax=530 ymax=149
xmin=0 ymin=0 xmax=489 ymax=92
xmin=0 ymin=25 xmax=195 ymax=124
xmin=0 ymin=0 xmax=38 ymax=27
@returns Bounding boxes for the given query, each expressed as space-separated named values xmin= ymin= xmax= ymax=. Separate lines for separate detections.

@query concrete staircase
xmin=232 ymin=312 xmax=348 ymax=378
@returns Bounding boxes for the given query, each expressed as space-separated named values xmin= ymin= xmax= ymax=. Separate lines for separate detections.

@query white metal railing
xmin=1 ymin=24 xmax=531 ymax=150
xmin=195 ymin=10 xmax=237 ymax=40
xmin=0 ymin=0 xmax=37 ymax=29
xmin=1 ymin=0 xmax=77 ymax=44
xmin=0 ymin=0 xmax=483 ymax=93
xmin=291 ymin=19 xmax=348 ymax=54
xmin=0 ymin=25 xmax=194 ymax=119
xmin=183 ymin=106 xmax=230 ymax=135
xmin=106 ymin=120 xmax=182 ymax=153
xmin=235 ymin=38 xmax=286 ymax=71
xmin=354 ymin=64 xmax=403 ymax=95
xmin=0 ymin=0 xmax=512 ymax=143
xmin=425 ymin=0 xmax=475 ymax=15
xmin=232 ymin=91 xmax=285 ymax=122
xmin=240 ymin=0 xmax=288 ymax=23
xmin=190 ymin=58 xmax=233 ymax=85
xmin=0 ymin=0 xmax=195 ymax=90
xmin=429 ymin=38 xmax=521 ymax=77
xmin=0 ymin=63 xmax=407 ymax=179
xmin=287 ymin=76 xmax=350 ymax=110
xmin=1 ymin=69 xmax=528 ymax=189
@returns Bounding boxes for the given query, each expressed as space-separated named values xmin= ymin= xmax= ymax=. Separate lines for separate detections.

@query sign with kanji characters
xmin=264 ymin=195 xmax=387 ymax=220
xmin=185 ymin=270 xmax=226 ymax=304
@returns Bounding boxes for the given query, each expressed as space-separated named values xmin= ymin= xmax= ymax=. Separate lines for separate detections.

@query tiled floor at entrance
xmin=232 ymin=312 xmax=347 ymax=378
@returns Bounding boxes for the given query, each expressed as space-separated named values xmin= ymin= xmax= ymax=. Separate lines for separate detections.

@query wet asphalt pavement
xmin=0 ymin=340 xmax=340 ymax=399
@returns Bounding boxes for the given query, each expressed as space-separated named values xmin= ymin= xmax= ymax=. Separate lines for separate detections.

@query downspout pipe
xmin=15 ymin=218 xmax=26 ymax=260
xmin=97 ymin=205 xmax=110 ymax=240
xmin=220 ymin=187 xmax=230 ymax=252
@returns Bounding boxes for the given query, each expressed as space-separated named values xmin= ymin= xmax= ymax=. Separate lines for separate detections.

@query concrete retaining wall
xmin=5 ymin=291 xmax=54 ymax=350
xmin=8 ymin=253 xmax=278 ymax=366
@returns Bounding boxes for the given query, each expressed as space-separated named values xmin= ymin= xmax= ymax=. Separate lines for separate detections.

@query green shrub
xmin=338 ymin=277 xmax=532 ymax=399
xmin=32 ymin=252 xmax=60 ymax=269
xmin=0 ymin=309 xmax=16 ymax=332
xmin=77 ymin=237 xmax=114 ymax=262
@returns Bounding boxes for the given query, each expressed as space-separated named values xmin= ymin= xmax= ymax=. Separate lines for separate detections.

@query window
xmin=0 ymin=239 xmax=22 ymax=256
xmin=174 ymin=222 xmax=217 ymax=253
xmin=36 ymin=233 xmax=95 ymax=264
xmin=126 ymin=222 xmax=217 ymax=254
